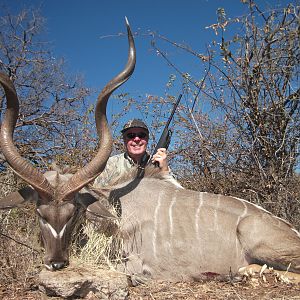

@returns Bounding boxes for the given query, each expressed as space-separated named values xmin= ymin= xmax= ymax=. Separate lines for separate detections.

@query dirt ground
xmin=1 ymin=274 xmax=300 ymax=300
xmin=129 ymin=279 xmax=300 ymax=300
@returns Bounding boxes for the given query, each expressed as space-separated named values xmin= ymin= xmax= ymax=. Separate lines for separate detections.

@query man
xmin=93 ymin=119 xmax=182 ymax=188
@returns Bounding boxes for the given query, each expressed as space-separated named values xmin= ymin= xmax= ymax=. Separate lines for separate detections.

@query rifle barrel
xmin=165 ymin=94 xmax=182 ymax=128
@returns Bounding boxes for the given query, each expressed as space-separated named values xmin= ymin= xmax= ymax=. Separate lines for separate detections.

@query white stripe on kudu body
xmin=213 ymin=194 xmax=221 ymax=231
xmin=195 ymin=193 xmax=203 ymax=238
xmin=152 ymin=190 xmax=163 ymax=260
xmin=167 ymin=192 xmax=177 ymax=254
xmin=168 ymin=193 xmax=177 ymax=237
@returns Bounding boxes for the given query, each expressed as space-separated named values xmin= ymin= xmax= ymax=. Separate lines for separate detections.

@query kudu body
xmin=0 ymin=19 xmax=135 ymax=271
xmin=1 ymin=19 xmax=300 ymax=283
xmin=98 ymin=168 xmax=300 ymax=282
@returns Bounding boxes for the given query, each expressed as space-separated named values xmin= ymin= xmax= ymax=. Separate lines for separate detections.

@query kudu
xmin=1 ymin=19 xmax=300 ymax=285
xmin=0 ymin=19 xmax=135 ymax=271
xmin=95 ymin=166 xmax=300 ymax=283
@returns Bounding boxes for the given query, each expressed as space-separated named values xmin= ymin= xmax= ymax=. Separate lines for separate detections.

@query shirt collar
xmin=124 ymin=152 xmax=150 ymax=166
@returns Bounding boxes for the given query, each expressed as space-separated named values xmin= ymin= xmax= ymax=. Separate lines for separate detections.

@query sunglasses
xmin=126 ymin=132 xmax=148 ymax=139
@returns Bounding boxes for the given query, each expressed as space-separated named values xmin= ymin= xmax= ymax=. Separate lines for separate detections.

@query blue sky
xmin=2 ymin=0 xmax=296 ymax=125
xmin=4 ymin=1 xmax=293 ymax=93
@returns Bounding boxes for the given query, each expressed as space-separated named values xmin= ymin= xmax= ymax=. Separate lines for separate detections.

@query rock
xmin=38 ymin=263 xmax=129 ymax=299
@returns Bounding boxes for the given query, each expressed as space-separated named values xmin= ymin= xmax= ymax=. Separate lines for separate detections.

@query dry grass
xmin=70 ymin=200 xmax=125 ymax=272
xmin=129 ymin=278 xmax=300 ymax=300
xmin=71 ymin=221 xmax=116 ymax=267
xmin=0 ymin=170 xmax=43 ymax=288
xmin=0 ymin=208 xmax=43 ymax=285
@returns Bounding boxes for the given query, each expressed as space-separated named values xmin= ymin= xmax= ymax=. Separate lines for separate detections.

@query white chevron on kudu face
xmin=38 ymin=216 xmax=67 ymax=239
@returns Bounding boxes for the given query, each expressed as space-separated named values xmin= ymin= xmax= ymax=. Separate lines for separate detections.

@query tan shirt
xmin=93 ymin=153 xmax=183 ymax=189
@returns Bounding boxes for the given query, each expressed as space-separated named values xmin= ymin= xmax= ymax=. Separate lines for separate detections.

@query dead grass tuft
xmin=70 ymin=217 xmax=124 ymax=272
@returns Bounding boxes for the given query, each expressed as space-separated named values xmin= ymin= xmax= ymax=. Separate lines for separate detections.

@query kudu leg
xmin=237 ymin=214 xmax=300 ymax=274
xmin=238 ymin=264 xmax=300 ymax=284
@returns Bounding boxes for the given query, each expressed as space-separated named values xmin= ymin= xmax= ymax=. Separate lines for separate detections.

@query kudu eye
xmin=36 ymin=208 xmax=45 ymax=219
xmin=37 ymin=211 xmax=47 ymax=225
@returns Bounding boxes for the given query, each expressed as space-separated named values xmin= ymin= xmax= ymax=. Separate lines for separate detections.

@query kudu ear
xmin=77 ymin=192 xmax=116 ymax=220
xmin=78 ymin=192 xmax=118 ymax=236
xmin=0 ymin=186 xmax=38 ymax=209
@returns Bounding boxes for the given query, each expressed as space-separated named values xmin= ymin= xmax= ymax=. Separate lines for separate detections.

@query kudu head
xmin=0 ymin=18 xmax=136 ymax=271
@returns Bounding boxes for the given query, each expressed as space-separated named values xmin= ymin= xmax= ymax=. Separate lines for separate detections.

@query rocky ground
xmin=1 ymin=273 xmax=300 ymax=300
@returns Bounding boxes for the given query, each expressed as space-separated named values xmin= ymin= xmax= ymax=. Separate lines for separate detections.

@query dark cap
xmin=121 ymin=119 xmax=149 ymax=134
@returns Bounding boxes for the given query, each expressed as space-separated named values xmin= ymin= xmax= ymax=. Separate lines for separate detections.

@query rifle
xmin=150 ymin=94 xmax=182 ymax=167
xmin=139 ymin=94 xmax=182 ymax=169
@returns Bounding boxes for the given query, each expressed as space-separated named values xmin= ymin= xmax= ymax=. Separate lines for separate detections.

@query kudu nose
xmin=51 ymin=261 xmax=67 ymax=270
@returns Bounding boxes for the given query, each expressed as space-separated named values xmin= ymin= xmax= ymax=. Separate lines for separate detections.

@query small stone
xmin=38 ymin=263 xmax=128 ymax=299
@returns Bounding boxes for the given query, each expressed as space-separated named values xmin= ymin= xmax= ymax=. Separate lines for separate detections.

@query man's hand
xmin=152 ymin=148 xmax=169 ymax=171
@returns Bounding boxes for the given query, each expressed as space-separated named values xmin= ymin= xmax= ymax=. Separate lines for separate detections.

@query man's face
xmin=123 ymin=128 xmax=149 ymax=161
